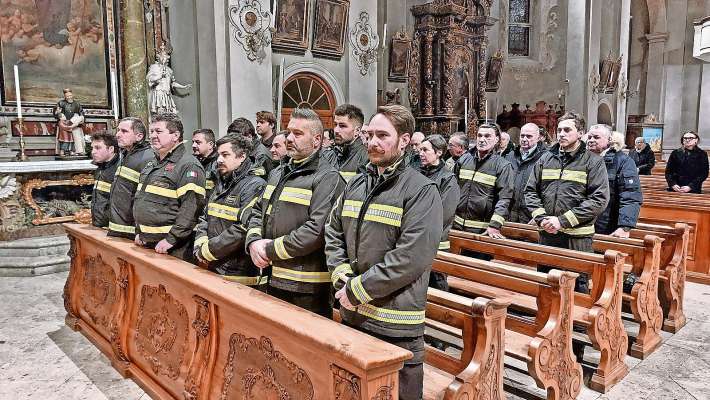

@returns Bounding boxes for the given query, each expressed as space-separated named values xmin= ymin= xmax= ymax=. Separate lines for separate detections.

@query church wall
xmin=170 ymin=2 xmax=201 ymax=139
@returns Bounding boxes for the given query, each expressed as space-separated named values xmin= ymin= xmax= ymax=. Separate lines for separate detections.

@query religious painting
xmin=485 ymin=51 xmax=504 ymax=92
xmin=311 ymin=0 xmax=349 ymax=58
xmin=11 ymin=120 xmax=57 ymax=136
xmin=272 ymin=0 xmax=310 ymax=54
xmin=388 ymin=30 xmax=411 ymax=82
xmin=0 ymin=0 xmax=112 ymax=107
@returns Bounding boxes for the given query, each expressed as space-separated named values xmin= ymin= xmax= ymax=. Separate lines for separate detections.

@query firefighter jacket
xmin=524 ymin=142 xmax=610 ymax=237
xmin=194 ymin=159 xmax=267 ymax=285
xmin=133 ymin=141 xmax=206 ymax=247
xmin=321 ymin=138 xmax=369 ymax=182
xmin=108 ymin=140 xmax=154 ymax=238
xmin=665 ymin=146 xmax=709 ymax=194
xmin=325 ymin=158 xmax=443 ymax=338
xmin=91 ymin=154 xmax=119 ymax=228
xmin=504 ymin=141 xmax=548 ymax=223
xmin=251 ymin=140 xmax=274 ymax=178
xmin=454 ymin=149 xmax=514 ymax=232
xmin=595 ymin=148 xmax=643 ymax=235
xmin=245 ymin=150 xmax=345 ymax=294
xmin=419 ymin=161 xmax=459 ymax=251
xmin=629 ymin=145 xmax=655 ymax=175
xmin=199 ymin=151 xmax=219 ymax=199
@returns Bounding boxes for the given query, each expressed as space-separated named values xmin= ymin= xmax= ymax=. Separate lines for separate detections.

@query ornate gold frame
xmin=21 ymin=174 xmax=94 ymax=225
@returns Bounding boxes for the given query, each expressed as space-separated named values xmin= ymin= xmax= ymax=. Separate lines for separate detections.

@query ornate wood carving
xmin=331 ymin=364 xmax=361 ymax=400
xmin=220 ymin=334 xmax=314 ymax=400
xmin=371 ymin=386 xmax=393 ymax=400
xmin=134 ymin=284 xmax=189 ymax=380
xmin=63 ymin=234 xmax=80 ymax=329
xmin=80 ymin=254 xmax=117 ymax=329
xmin=109 ymin=258 xmax=133 ymax=365
xmin=183 ymin=295 xmax=213 ymax=400
xmin=21 ymin=173 xmax=94 ymax=225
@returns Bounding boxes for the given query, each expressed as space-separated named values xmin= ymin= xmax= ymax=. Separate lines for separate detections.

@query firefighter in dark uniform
xmin=228 ymin=118 xmax=274 ymax=178
xmin=454 ymin=123 xmax=514 ymax=241
xmin=326 ymin=105 xmax=443 ymax=400
xmin=90 ymin=131 xmax=119 ymax=228
xmin=133 ymin=113 xmax=206 ymax=261
xmin=192 ymin=128 xmax=218 ymax=199
xmin=108 ymin=117 xmax=154 ymax=238
xmin=194 ymin=134 xmax=267 ymax=287
xmin=246 ymin=108 xmax=344 ymax=317
xmin=321 ymin=104 xmax=369 ymax=182
xmin=505 ymin=123 xmax=548 ymax=223
xmin=586 ymin=124 xmax=642 ymax=237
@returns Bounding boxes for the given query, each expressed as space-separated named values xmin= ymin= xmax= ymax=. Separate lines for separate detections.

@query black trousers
xmin=267 ymin=286 xmax=332 ymax=318
xmin=538 ymin=231 xmax=591 ymax=293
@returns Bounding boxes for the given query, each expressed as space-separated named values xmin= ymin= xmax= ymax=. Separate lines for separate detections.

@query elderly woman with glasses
xmin=666 ymin=131 xmax=709 ymax=194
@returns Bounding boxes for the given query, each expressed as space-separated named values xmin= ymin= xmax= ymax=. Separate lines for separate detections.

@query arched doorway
xmin=281 ymin=72 xmax=336 ymax=130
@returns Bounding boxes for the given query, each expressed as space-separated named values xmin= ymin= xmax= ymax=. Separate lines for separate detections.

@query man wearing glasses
xmin=666 ymin=131 xmax=709 ymax=194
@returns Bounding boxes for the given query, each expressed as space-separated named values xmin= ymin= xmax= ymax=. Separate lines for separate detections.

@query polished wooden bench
xmin=434 ymin=252 xmax=583 ymax=400
xmin=63 ymin=224 xmax=411 ymax=400
xmin=500 ymin=222 xmax=664 ymax=359
xmin=447 ymin=231 xmax=628 ymax=393
xmin=631 ymin=222 xmax=690 ymax=332
xmin=640 ymin=175 xmax=710 ymax=192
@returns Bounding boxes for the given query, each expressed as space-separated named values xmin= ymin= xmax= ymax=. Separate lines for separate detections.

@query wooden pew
xmin=433 ymin=252 xmax=584 ymax=400
xmin=631 ymin=222 xmax=690 ymax=332
xmin=499 ymin=222 xmax=664 ymax=358
xmin=447 ymin=231 xmax=628 ymax=393
xmin=63 ymin=224 xmax=411 ymax=400
xmin=640 ymin=175 xmax=710 ymax=192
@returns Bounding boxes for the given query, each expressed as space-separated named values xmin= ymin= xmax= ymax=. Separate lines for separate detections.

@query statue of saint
xmin=147 ymin=45 xmax=192 ymax=115
xmin=54 ymin=88 xmax=85 ymax=157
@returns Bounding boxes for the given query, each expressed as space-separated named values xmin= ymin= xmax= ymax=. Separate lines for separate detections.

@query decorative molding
xmin=183 ymin=295 xmax=213 ymax=400
xmin=0 ymin=160 xmax=96 ymax=174
xmin=283 ymin=62 xmax=346 ymax=105
xmin=349 ymin=11 xmax=379 ymax=76
xmin=21 ymin=174 xmax=94 ymax=225
xmin=331 ymin=364 xmax=361 ymax=399
xmin=228 ymin=0 xmax=274 ymax=63
xmin=63 ymin=234 xmax=80 ymax=329
xmin=109 ymin=258 xmax=133 ymax=366
xmin=80 ymin=254 xmax=117 ymax=329
xmin=371 ymin=385 xmax=393 ymax=400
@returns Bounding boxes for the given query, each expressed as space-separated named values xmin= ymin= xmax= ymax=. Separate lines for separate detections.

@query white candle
xmin=485 ymin=99 xmax=489 ymax=122
xmin=381 ymin=24 xmax=387 ymax=49
xmin=272 ymin=1 xmax=277 ymax=28
xmin=635 ymin=79 xmax=640 ymax=92
xmin=111 ymin=70 xmax=119 ymax=121
xmin=13 ymin=65 xmax=21 ymax=119
xmin=464 ymin=97 xmax=468 ymax=132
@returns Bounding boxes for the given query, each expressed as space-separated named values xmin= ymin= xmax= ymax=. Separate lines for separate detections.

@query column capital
xmin=645 ymin=32 xmax=669 ymax=44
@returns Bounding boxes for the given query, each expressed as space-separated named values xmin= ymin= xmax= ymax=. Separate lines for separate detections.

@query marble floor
xmin=1 ymin=272 xmax=709 ymax=400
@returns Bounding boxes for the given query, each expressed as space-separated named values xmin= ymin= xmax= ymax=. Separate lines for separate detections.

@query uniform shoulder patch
xmin=165 ymin=163 xmax=175 ymax=172
xmin=186 ymin=170 xmax=198 ymax=178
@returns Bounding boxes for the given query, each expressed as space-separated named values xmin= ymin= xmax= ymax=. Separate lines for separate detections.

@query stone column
xmin=119 ymin=0 xmax=150 ymax=123
xmin=565 ymin=0 xmax=587 ymax=115
xmin=643 ymin=32 xmax=669 ymax=118
xmin=586 ymin=0 xmax=602 ymax=125
xmin=616 ymin=0 xmax=631 ymax=132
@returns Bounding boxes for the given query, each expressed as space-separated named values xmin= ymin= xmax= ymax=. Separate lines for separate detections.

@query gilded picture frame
xmin=272 ymin=0 xmax=310 ymax=54
xmin=311 ymin=0 xmax=349 ymax=58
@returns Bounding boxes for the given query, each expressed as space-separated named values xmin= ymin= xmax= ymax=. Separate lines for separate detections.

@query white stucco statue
xmin=146 ymin=45 xmax=192 ymax=115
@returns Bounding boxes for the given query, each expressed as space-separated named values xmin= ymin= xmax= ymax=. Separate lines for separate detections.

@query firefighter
xmin=321 ymin=104 xmax=369 ymax=182
xmin=227 ymin=117 xmax=273 ymax=178
xmin=505 ymin=123 xmax=548 ymax=223
xmin=192 ymin=128 xmax=218 ymax=199
xmin=194 ymin=134 xmax=267 ymax=287
xmin=90 ymin=131 xmax=119 ymax=228
xmin=107 ymin=117 xmax=154 ymax=239
xmin=133 ymin=113 xmax=206 ymax=261
xmin=246 ymin=107 xmax=344 ymax=317
xmin=326 ymin=105 xmax=443 ymax=400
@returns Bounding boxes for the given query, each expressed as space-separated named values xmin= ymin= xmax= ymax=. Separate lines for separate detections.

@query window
xmin=508 ymin=0 xmax=531 ymax=57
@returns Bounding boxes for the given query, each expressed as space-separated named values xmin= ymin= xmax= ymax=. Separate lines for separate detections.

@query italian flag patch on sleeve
xmin=186 ymin=171 xmax=198 ymax=178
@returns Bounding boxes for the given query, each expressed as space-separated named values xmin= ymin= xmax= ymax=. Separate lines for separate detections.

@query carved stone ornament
xmin=349 ymin=11 xmax=379 ymax=76
xmin=331 ymin=364 xmax=361 ymax=400
xmin=229 ymin=0 xmax=274 ymax=63
xmin=80 ymin=254 xmax=117 ymax=330
xmin=134 ymin=284 xmax=189 ymax=380
xmin=220 ymin=334 xmax=314 ymax=400
xmin=21 ymin=174 xmax=94 ymax=225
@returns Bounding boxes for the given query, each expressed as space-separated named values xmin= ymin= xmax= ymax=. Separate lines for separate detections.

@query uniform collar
xmin=419 ymin=160 xmax=444 ymax=176
xmin=157 ymin=140 xmax=187 ymax=163
xmin=94 ymin=153 xmax=119 ymax=169
xmin=366 ymin=154 xmax=407 ymax=178
xmin=284 ymin=150 xmax=320 ymax=172
xmin=199 ymin=150 xmax=218 ymax=166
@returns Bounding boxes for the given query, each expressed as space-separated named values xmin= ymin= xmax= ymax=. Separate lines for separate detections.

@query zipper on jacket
xmin=353 ymin=173 xmax=396 ymax=266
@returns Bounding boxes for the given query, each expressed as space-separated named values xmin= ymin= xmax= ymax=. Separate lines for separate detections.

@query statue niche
xmin=408 ymin=0 xmax=493 ymax=136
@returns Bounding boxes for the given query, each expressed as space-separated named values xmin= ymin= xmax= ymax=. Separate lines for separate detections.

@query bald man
xmin=408 ymin=131 xmax=426 ymax=168
xmin=505 ymin=123 xmax=548 ymax=223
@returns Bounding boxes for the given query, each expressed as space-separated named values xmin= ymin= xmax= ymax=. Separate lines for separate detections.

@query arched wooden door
xmin=281 ymin=72 xmax=336 ymax=130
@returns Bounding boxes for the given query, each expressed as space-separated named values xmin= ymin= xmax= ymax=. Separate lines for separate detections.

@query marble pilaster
xmin=616 ymin=0 xmax=631 ymax=132
xmin=120 ymin=0 xmax=150 ymax=124
xmin=565 ymin=0 xmax=588 ymax=115
xmin=644 ymin=32 xmax=669 ymax=119
xmin=586 ymin=0 xmax=602 ymax=125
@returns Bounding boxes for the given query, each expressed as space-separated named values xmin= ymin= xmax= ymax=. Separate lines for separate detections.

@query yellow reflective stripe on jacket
xmin=200 ymin=242 xmax=217 ymax=261
xmin=490 ymin=214 xmax=505 ymax=225
xmin=273 ymin=236 xmax=293 ymax=259
xmin=278 ymin=186 xmax=312 ymax=206
xmin=541 ymin=168 xmax=561 ymax=180
xmin=331 ymin=263 xmax=353 ymax=285
xmin=531 ymin=207 xmax=547 ymax=218
xmin=562 ymin=210 xmax=580 ymax=227
xmin=176 ymin=183 xmax=206 ymax=197
xmin=194 ymin=235 xmax=208 ymax=247
xmin=244 ymin=196 xmax=259 ymax=211
xmin=356 ymin=304 xmax=425 ymax=325
xmin=137 ymin=183 xmax=144 ymax=191
xmin=205 ymin=180 xmax=215 ymax=190
xmin=139 ymin=224 xmax=173 ymax=234
xmin=207 ymin=203 xmax=240 ymax=221
xmin=541 ymin=169 xmax=588 ymax=184
xmin=350 ymin=275 xmax=373 ymax=304
xmin=560 ymin=225 xmax=595 ymax=236
xmin=363 ymin=203 xmax=403 ymax=227
xmin=145 ymin=184 xmax=178 ymax=198
xmin=117 ymin=166 xmax=140 ymax=183
xmin=439 ymin=241 xmax=451 ymax=250
xmin=340 ymin=171 xmax=357 ymax=182
xmin=459 ymin=169 xmax=497 ymax=186
xmin=454 ymin=215 xmax=489 ymax=229
xmin=95 ymin=181 xmax=112 ymax=193
xmin=246 ymin=227 xmax=262 ymax=238
xmin=266 ymin=204 xmax=272 ymax=215
xmin=262 ymin=184 xmax=275 ymax=200
xmin=253 ymin=167 xmax=266 ymax=176
xmin=222 ymin=275 xmax=269 ymax=286
xmin=109 ymin=222 xmax=135 ymax=234
xmin=459 ymin=169 xmax=475 ymax=180
xmin=341 ymin=199 xmax=362 ymax=219
xmin=271 ymin=267 xmax=331 ymax=283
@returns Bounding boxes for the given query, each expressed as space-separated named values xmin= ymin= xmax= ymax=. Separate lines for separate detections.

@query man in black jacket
xmin=192 ymin=128 xmax=218 ymax=198
xmin=90 ymin=131 xmax=119 ymax=228
xmin=587 ymin=124 xmax=642 ymax=237
xmin=666 ymin=131 xmax=709 ymax=194
xmin=505 ymin=123 xmax=547 ymax=223
xmin=228 ymin=118 xmax=273 ymax=177
xmin=321 ymin=104 xmax=369 ymax=182
xmin=629 ymin=137 xmax=655 ymax=175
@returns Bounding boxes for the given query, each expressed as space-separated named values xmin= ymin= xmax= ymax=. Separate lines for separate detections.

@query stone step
xmin=0 ymin=235 xmax=70 ymax=258
xmin=0 ymin=255 xmax=70 ymax=277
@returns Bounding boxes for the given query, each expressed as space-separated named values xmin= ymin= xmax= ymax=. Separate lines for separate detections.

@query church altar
xmin=0 ymin=160 xmax=96 ymax=276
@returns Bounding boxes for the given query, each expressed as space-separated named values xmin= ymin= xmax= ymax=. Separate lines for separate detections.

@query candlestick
xmin=16 ymin=117 xmax=27 ymax=161
xmin=485 ymin=99 xmax=489 ymax=122
xmin=111 ymin=70 xmax=119 ymax=121
xmin=13 ymin=65 xmax=21 ymax=119
xmin=464 ymin=97 xmax=468 ymax=133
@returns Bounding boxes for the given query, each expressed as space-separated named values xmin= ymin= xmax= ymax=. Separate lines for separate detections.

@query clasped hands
xmin=672 ymin=184 xmax=691 ymax=193
xmin=249 ymin=239 xmax=272 ymax=269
